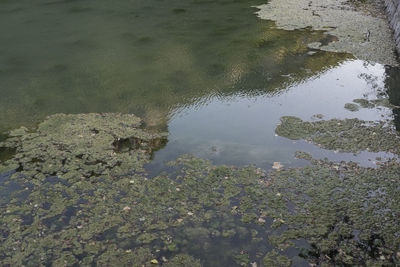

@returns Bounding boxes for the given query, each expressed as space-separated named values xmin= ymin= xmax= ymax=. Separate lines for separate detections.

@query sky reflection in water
xmin=148 ymin=60 xmax=398 ymax=172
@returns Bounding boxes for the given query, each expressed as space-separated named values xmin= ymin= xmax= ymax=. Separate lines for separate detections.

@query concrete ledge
xmin=383 ymin=0 xmax=400 ymax=55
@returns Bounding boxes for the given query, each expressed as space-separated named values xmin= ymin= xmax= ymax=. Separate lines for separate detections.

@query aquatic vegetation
xmin=275 ymin=116 xmax=400 ymax=154
xmin=263 ymin=250 xmax=291 ymax=267
xmin=266 ymin=157 xmax=400 ymax=266
xmin=0 ymin=113 xmax=167 ymax=179
xmin=352 ymin=98 xmax=397 ymax=109
xmin=256 ymin=0 xmax=398 ymax=65
xmin=344 ymin=103 xmax=360 ymax=112
xmin=1 ymin=113 xmax=399 ymax=266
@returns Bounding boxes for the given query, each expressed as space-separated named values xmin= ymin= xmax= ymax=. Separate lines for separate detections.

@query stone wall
xmin=383 ymin=0 xmax=400 ymax=55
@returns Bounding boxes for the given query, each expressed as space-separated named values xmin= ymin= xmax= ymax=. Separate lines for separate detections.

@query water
xmin=0 ymin=0 xmax=342 ymax=132
xmin=148 ymin=60 xmax=398 ymax=172
xmin=1 ymin=0 xmax=398 ymax=168
xmin=1 ymin=0 xmax=400 ymax=266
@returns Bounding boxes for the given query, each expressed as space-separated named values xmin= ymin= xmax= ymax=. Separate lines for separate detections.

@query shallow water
xmin=1 ymin=0 xmax=400 ymax=266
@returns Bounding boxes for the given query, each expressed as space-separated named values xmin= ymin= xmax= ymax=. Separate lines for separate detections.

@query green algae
xmin=263 ymin=250 xmax=291 ymax=267
xmin=343 ymin=98 xmax=396 ymax=112
xmin=163 ymin=254 xmax=201 ymax=267
xmin=275 ymin=116 xmax=400 ymax=153
xmin=265 ymin=157 xmax=400 ymax=266
xmin=353 ymin=98 xmax=377 ymax=108
xmin=0 ymin=113 xmax=167 ymax=179
xmin=344 ymin=103 xmax=360 ymax=112
xmin=256 ymin=0 xmax=398 ymax=65
xmin=1 ymin=113 xmax=400 ymax=266
xmin=233 ymin=252 xmax=250 ymax=266
xmin=353 ymin=98 xmax=398 ymax=109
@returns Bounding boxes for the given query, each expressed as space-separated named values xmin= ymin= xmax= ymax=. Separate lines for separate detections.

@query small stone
xmin=123 ymin=206 xmax=131 ymax=211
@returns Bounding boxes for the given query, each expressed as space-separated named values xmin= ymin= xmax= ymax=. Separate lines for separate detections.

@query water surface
xmin=1 ymin=0 xmax=400 ymax=266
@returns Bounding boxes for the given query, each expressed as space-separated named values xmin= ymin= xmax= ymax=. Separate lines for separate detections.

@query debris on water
xmin=272 ymin=162 xmax=284 ymax=170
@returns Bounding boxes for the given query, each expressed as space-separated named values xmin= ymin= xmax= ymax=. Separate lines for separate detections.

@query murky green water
xmin=0 ymin=0 xmax=345 ymax=132
xmin=1 ymin=0 xmax=400 ymax=266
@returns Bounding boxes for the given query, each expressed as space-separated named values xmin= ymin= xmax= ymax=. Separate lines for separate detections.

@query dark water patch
xmin=120 ymin=32 xmax=136 ymax=41
xmin=385 ymin=66 xmax=400 ymax=131
xmin=0 ymin=172 xmax=31 ymax=206
xmin=48 ymin=63 xmax=69 ymax=73
xmin=68 ymin=6 xmax=92 ymax=13
xmin=44 ymin=176 xmax=72 ymax=187
xmin=0 ymin=147 xmax=16 ymax=163
xmin=113 ymin=136 xmax=167 ymax=155
xmin=135 ymin=36 xmax=154 ymax=45
xmin=172 ymin=8 xmax=186 ymax=14
xmin=70 ymin=39 xmax=97 ymax=49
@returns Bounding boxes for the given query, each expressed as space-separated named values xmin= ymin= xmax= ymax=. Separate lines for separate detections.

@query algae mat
xmin=256 ymin=0 xmax=398 ymax=66
xmin=1 ymin=113 xmax=400 ymax=266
